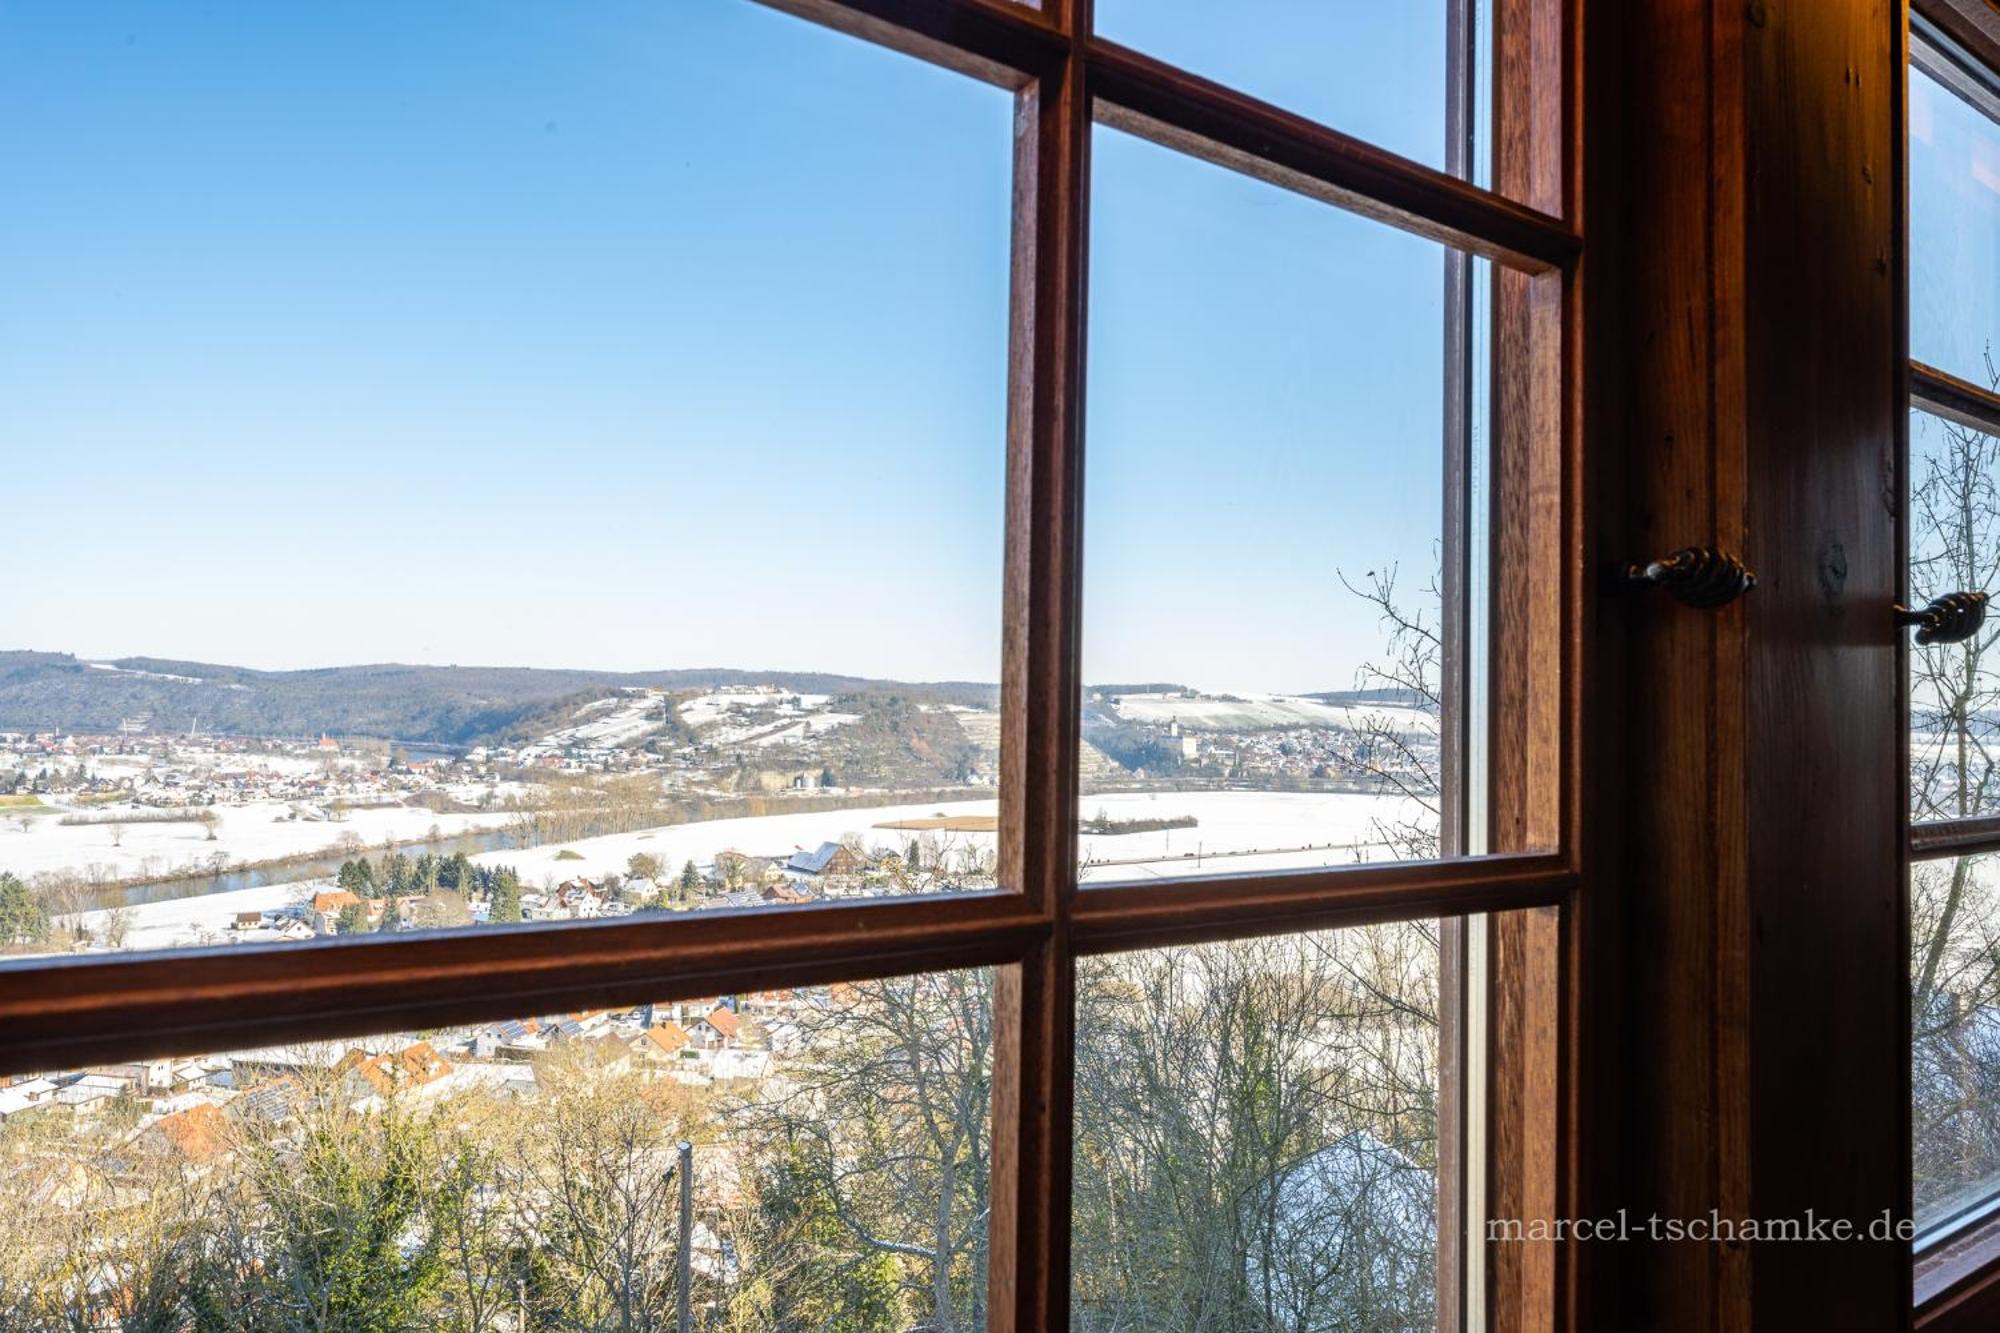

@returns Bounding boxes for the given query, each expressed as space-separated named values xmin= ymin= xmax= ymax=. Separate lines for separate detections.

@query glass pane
xmin=1911 ymin=62 xmax=2000 ymax=387
xmin=1093 ymin=0 xmax=1455 ymax=173
xmin=0 ymin=2 xmax=1013 ymax=958
xmin=1080 ymin=124 xmax=1470 ymax=881
xmin=1071 ymin=921 xmax=1443 ymax=1327
xmin=1910 ymin=408 xmax=2000 ymax=822
xmin=0 ymin=969 xmax=992 ymax=1327
xmin=1914 ymin=855 xmax=2000 ymax=1239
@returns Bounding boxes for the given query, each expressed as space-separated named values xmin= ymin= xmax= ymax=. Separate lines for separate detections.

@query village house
xmin=633 ymin=1021 xmax=692 ymax=1063
xmin=690 ymin=1005 xmax=743 ymax=1050
xmin=50 ymin=1074 xmax=129 ymax=1121
xmin=144 ymin=1102 xmax=228 ymax=1165
xmin=335 ymin=1041 xmax=454 ymax=1111
xmin=309 ymin=888 xmax=361 ymax=934
xmin=784 ymin=840 xmax=865 ymax=880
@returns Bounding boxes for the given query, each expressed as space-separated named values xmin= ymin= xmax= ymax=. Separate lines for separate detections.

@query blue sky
xmin=1911 ymin=64 xmax=2000 ymax=391
xmin=3 ymin=1 xmax=1454 ymax=693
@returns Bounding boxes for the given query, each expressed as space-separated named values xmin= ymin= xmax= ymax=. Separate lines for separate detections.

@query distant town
xmin=0 ymin=663 xmax=1443 ymax=1327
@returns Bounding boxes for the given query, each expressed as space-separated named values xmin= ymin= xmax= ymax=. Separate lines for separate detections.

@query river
xmin=114 ymin=824 xmax=536 ymax=909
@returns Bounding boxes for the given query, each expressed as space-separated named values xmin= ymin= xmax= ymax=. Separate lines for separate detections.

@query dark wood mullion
xmin=755 ymin=0 xmax=1064 ymax=87
xmin=1913 ymin=0 xmax=2000 ymax=83
xmin=0 ymin=891 xmax=1046 ymax=1076
xmin=1073 ymin=856 xmax=1574 ymax=954
xmin=1486 ymin=0 xmax=1569 ymax=1326
xmin=1911 ymin=816 xmax=2000 ymax=860
xmin=1087 ymin=39 xmax=1579 ymax=273
xmin=1919 ymin=1215 xmax=2000 ymax=1330
xmin=0 ymin=852 xmax=1579 ymax=1083
xmin=988 ymin=0 xmax=1088 ymax=1321
xmin=1913 ymin=359 xmax=2000 ymax=438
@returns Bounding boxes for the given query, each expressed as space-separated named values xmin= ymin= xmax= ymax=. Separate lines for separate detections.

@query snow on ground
xmin=678 ymin=687 xmax=857 ymax=747
xmin=1073 ymin=790 xmax=1427 ymax=881
xmin=57 ymin=789 xmax=1429 ymax=954
xmin=84 ymin=661 xmax=205 ymax=685
xmin=1104 ymin=691 xmax=1433 ymax=733
xmin=0 ymin=799 xmax=512 ymax=884
xmin=470 ymin=799 xmax=1002 ymax=888
xmin=746 ymin=714 xmax=862 ymax=748
xmin=527 ymin=689 xmax=668 ymax=751
xmin=70 ymin=879 xmax=330 ymax=954
xmin=473 ymin=789 xmax=1425 ymax=888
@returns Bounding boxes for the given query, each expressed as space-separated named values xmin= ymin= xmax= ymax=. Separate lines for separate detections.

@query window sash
xmin=0 ymin=1 xmax=1582 ymax=1327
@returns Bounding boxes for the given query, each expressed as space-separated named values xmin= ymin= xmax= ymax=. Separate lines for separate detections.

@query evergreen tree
xmin=0 ymin=873 xmax=50 ymax=948
xmin=337 ymin=859 xmax=377 ymax=899
xmin=335 ymin=901 xmax=371 ymax=936
xmin=679 ymin=859 xmax=702 ymax=900
xmin=490 ymin=869 xmax=523 ymax=924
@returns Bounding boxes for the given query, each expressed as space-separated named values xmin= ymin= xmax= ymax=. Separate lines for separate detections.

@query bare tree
xmin=1071 ymin=933 xmax=1437 ymax=1333
xmin=1338 ymin=560 xmax=1445 ymax=862
xmin=1908 ymin=349 xmax=2000 ymax=1215
xmin=744 ymin=971 xmax=993 ymax=1330
xmin=509 ymin=1048 xmax=710 ymax=1331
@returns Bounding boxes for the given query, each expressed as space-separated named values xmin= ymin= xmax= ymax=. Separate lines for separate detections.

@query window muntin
xmin=0 ymin=0 xmax=1013 ymax=958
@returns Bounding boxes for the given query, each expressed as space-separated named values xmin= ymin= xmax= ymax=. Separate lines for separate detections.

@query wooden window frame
xmin=1909 ymin=3 xmax=2000 ymax=1327
xmin=0 ymin=1 xmax=1583 ymax=1327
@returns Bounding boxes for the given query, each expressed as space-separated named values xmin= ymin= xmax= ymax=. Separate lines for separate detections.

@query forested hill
xmin=0 ymin=652 xmax=997 ymax=745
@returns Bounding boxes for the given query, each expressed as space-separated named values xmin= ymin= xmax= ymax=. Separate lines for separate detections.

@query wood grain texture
xmin=755 ymin=0 xmax=1061 ymax=86
xmin=1577 ymin=0 xmax=1909 ymax=1326
xmin=1577 ymin=0 xmax=1749 ymax=1324
xmin=1912 ymin=360 xmax=2000 ymax=436
xmin=1072 ymin=857 xmax=1573 ymax=954
xmin=1918 ymin=1213 xmax=2000 ymax=1325
xmin=1739 ymin=0 xmax=1906 ymax=1323
xmin=1915 ymin=0 xmax=2000 ymax=73
xmin=1910 ymin=814 xmax=2000 ymax=859
xmin=0 ymin=892 xmax=1045 ymax=1076
xmin=1486 ymin=2 xmax=1570 ymax=1327
xmin=988 ymin=7 xmax=1087 ymax=1319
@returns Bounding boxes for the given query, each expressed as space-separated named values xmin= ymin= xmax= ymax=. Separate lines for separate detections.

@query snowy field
xmin=69 ymin=879 xmax=330 ymax=953
xmin=58 ymin=789 xmax=1428 ymax=954
xmin=677 ymin=687 xmax=860 ymax=748
xmin=524 ymin=689 xmax=668 ymax=752
xmin=0 ymin=799 xmax=513 ymax=883
xmin=1105 ymin=691 xmax=1433 ymax=733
